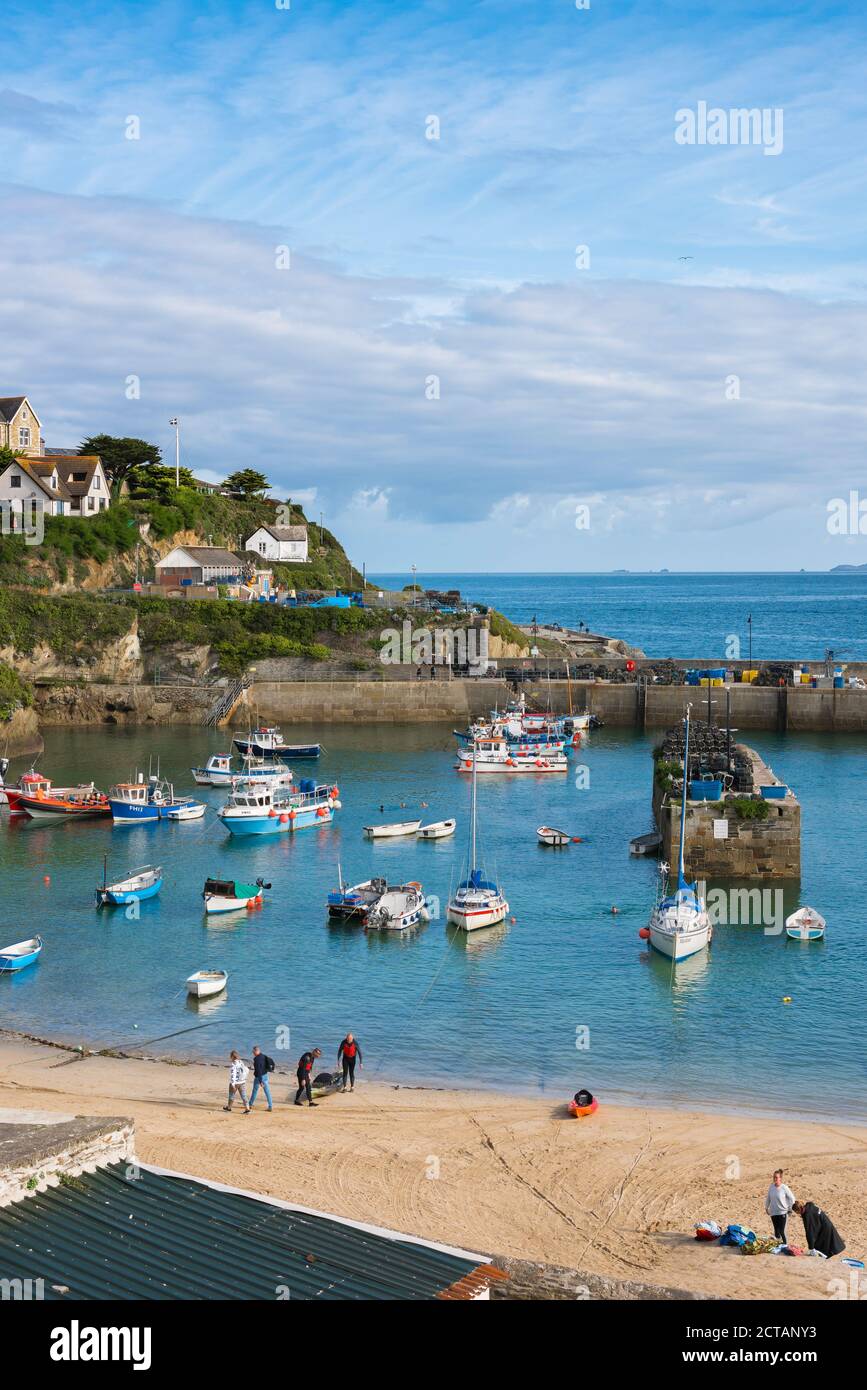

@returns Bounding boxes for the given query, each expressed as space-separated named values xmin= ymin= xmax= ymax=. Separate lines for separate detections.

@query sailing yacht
xmin=447 ymin=745 xmax=509 ymax=931
xmin=647 ymin=707 xmax=713 ymax=963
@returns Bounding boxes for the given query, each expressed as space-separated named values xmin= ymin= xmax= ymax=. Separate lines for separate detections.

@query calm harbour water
xmin=372 ymin=571 xmax=867 ymax=661
xmin=1 ymin=722 xmax=865 ymax=1120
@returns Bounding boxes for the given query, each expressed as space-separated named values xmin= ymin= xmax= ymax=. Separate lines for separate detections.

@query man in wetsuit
xmin=338 ymin=1033 xmax=363 ymax=1092
xmin=294 ymin=1047 xmax=322 ymax=1106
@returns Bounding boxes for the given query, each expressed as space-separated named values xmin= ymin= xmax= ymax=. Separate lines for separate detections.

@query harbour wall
xmin=27 ymin=677 xmax=867 ymax=731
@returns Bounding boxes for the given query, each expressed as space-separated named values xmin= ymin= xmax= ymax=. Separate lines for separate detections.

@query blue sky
xmin=2 ymin=0 xmax=867 ymax=570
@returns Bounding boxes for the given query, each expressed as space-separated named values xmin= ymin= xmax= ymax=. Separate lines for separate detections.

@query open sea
xmin=371 ymin=571 xmax=867 ymax=661
xmin=2 ymin=718 xmax=865 ymax=1122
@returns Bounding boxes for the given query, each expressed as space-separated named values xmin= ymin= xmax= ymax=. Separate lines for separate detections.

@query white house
xmin=0 ymin=454 xmax=111 ymax=523
xmin=245 ymin=524 xmax=309 ymax=563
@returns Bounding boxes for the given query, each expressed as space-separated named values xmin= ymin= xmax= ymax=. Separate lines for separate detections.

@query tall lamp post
xmin=169 ymin=417 xmax=180 ymax=487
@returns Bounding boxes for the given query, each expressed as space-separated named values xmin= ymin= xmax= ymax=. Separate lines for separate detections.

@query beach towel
xmin=719 ymin=1223 xmax=755 ymax=1247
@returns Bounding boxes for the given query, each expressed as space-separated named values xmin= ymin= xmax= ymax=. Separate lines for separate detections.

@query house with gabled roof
xmin=0 ymin=396 xmax=43 ymax=457
xmin=0 ymin=454 xmax=111 ymax=522
xmin=245 ymin=523 xmax=309 ymax=562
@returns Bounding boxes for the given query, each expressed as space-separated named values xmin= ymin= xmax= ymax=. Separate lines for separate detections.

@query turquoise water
xmin=372 ymin=571 xmax=867 ymax=660
xmin=1 ymin=723 xmax=865 ymax=1120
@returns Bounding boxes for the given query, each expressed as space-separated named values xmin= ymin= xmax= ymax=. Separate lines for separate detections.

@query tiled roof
xmin=40 ymin=455 xmax=104 ymax=497
xmin=0 ymin=1163 xmax=494 ymax=1300
xmin=3 ymin=457 xmax=69 ymax=502
xmin=158 ymin=546 xmax=246 ymax=567
xmin=0 ymin=396 xmax=26 ymax=421
xmin=254 ymin=524 xmax=308 ymax=542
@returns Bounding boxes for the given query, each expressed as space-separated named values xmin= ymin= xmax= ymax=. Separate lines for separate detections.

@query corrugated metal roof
xmin=0 ymin=1164 xmax=488 ymax=1300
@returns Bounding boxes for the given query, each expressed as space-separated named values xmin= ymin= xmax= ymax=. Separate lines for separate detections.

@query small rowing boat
xmin=166 ymin=801 xmax=205 ymax=821
xmin=203 ymin=876 xmax=270 ymax=914
xmin=785 ymin=907 xmax=826 ymax=941
xmin=417 ymin=819 xmax=456 ymax=839
xmin=362 ymin=819 xmax=422 ymax=839
xmin=537 ymin=825 xmax=577 ymax=846
xmin=0 ymin=936 xmax=43 ymax=972
xmin=96 ymin=861 xmax=163 ymax=907
xmin=186 ymin=968 xmax=228 ymax=998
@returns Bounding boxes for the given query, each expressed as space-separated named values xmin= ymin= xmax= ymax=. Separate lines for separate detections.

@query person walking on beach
xmin=248 ymin=1044 xmax=274 ymax=1112
xmin=338 ymin=1032 xmax=362 ymax=1092
xmin=765 ymin=1169 xmax=796 ymax=1242
xmin=792 ymin=1199 xmax=846 ymax=1258
xmin=224 ymin=1051 xmax=250 ymax=1113
xmin=294 ymin=1047 xmax=321 ymax=1106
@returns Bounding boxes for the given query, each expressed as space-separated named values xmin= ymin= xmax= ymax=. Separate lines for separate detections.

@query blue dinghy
xmin=96 ymin=863 xmax=163 ymax=907
xmin=0 ymin=936 xmax=43 ymax=972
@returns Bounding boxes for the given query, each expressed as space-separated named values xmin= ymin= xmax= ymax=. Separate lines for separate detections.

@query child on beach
xmin=224 ymin=1051 xmax=250 ymax=1113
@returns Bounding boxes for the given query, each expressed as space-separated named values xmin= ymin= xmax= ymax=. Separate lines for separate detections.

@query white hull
xmin=455 ymin=758 xmax=567 ymax=774
xmin=447 ymin=897 xmax=508 ymax=932
xmin=205 ymin=895 xmax=258 ymax=914
xmin=186 ymin=971 xmax=228 ymax=998
xmin=417 ymin=819 xmax=456 ymax=839
xmin=648 ymin=912 xmax=712 ymax=961
xmin=537 ymin=826 xmax=571 ymax=845
xmin=362 ymin=820 xmax=422 ymax=839
xmin=167 ymin=802 xmax=206 ymax=821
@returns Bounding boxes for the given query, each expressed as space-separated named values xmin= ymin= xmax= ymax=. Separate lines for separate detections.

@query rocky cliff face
xmin=0 ymin=706 xmax=43 ymax=757
xmin=0 ymin=622 xmax=143 ymax=683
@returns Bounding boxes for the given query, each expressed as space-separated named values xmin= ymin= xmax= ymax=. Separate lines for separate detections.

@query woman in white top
xmin=224 ymin=1051 xmax=250 ymax=1113
xmin=765 ymin=1168 xmax=796 ymax=1242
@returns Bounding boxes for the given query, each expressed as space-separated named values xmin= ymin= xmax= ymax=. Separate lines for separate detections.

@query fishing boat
xmin=191 ymin=753 xmax=294 ymax=788
xmin=232 ymin=726 xmax=321 ymax=760
xmin=0 ymin=755 xmax=8 ymax=801
xmin=362 ymin=819 xmax=422 ymax=839
xmin=109 ymin=773 xmax=199 ymax=824
xmin=646 ymin=708 xmax=713 ymax=963
xmin=629 ymin=830 xmax=662 ymax=857
xmin=219 ymin=780 xmax=339 ymax=836
xmin=18 ymin=786 xmax=111 ymax=820
xmin=447 ymin=746 xmax=509 ymax=932
xmin=203 ymin=876 xmax=270 ymax=914
xmin=785 ymin=907 xmax=826 ymax=941
xmin=365 ymin=883 xmax=430 ymax=932
xmin=537 ymin=825 xmax=574 ymax=846
xmin=417 ymin=819 xmax=456 ymax=839
xmin=327 ymin=873 xmax=388 ymax=921
xmin=166 ymin=801 xmax=206 ymax=821
xmin=95 ymin=861 xmax=163 ymax=907
xmin=186 ymin=968 xmax=228 ymax=998
xmin=0 ymin=936 xmax=43 ymax=972
xmin=455 ymin=737 xmax=567 ymax=774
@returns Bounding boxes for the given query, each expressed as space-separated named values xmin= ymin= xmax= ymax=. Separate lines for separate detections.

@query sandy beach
xmin=2 ymin=1032 xmax=864 ymax=1300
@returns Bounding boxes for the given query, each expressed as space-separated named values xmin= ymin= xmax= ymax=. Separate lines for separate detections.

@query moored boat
xmin=365 ymin=883 xmax=430 ymax=932
xmin=96 ymin=862 xmax=163 ymax=907
xmin=109 ymin=773 xmax=201 ymax=824
xmin=537 ymin=825 xmax=574 ymax=846
xmin=233 ymin=726 xmax=321 ymax=760
xmin=191 ymin=753 xmax=294 ymax=788
xmin=19 ymin=787 xmax=111 ymax=820
xmin=785 ymin=907 xmax=826 ymax=941
xmin=455 ymin=736 xmax=567 ymax=774
xmin=0 ymin=936 xmax=43 ymax=972
xmin=417 ymin=819 xmax=456 ymax=839
xmin=646 ymin=708 xmax=713 ymax=963
xmin=327 ymin=872 xmax=388 ymax=921
xmin=186 ymin=968 xmax=228 ymax=998
xmin=203 ymin=876 xmax=270 ymax=914
xmin=1 ymin=770 xmax=96 ymax=814
xmin=362 ymin=819 xmax=421 ymax=839
xmin=166 ymin=801 xmax=206 ymax=821
xmin=447 ymin=745 xmax=508 ymax=932
xmin=219 ymin=780 xmax=339 ymax=836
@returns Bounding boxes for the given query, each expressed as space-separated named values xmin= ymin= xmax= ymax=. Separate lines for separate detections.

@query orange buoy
xmin=288 ymin=808 xmax=296 ymax=819
xmin=279 ymin=813 xmax=289 ymax=824
xmin=331 ymin=786 xmax=339 ymax=798
xmin=268 ymin=808 xmax=276 ymax=818
xmin=43 ymin=875 xmax=50 ymax=884
xmin=638 ymin=927 xmax=650 ymax=939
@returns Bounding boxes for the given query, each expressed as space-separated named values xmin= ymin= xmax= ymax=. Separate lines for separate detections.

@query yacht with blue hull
xmin=232 ymin=726 xmax=321 ymax=760
xmin=219 ymin=779 xmax=341 ymax=836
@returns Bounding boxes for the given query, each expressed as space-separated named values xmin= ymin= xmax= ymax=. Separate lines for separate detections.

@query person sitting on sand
xmin=224 ymin=1051 xmax=250 ymax=1113
xmin=337 ymin=1032 xmax=362 ymax=1092
xmin=792 ymin=1199 xmax=846 ymax=1258
xmin=294 ymin=1047 xmax=322 ymax=1107
xmin=765 ymin=1168 xmax=796 ymax=1242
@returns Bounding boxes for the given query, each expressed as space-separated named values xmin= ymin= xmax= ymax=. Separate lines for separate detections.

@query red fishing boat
xmin=3 ymin=772 xmax=98 ymax=815
xmin=18 ymin=786 xmax=111 ymax=820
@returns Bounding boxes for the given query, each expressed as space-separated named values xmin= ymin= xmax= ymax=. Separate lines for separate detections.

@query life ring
xmin=568 ymin=1095 xmax=599 ymax=1118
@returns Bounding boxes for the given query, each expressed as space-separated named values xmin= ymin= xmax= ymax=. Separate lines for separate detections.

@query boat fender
xmin=463 ymin=761 xmax=471 ymax=769
xmin=331 ymin=786 xmax=339 ymax=798
xmin=268 ymin=807 xmax=276 ymax=817
xmin=506 ymin=758 xmax=514 ymax=766
xmin=279 ymin=813 xmax=289 ymax=824
xmin=638 ymin=927 xmax=650 ymax=939
xmin=332 ymin=799 xmax=342 ymax=810
xmin=246 ymin=899 xmax=256 ymax=910
xmin=288 ymin=808 xmax=296 ymax=818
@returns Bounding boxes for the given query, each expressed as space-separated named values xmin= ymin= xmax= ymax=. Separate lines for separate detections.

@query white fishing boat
xmin=186 ymin=968 xmax=228 ymax=998
xmin=362 ymin=819 xmax=422 ymax=839
xmin=646 ymin=708 xmax=712 ymax=963
xmin=447 ymin=746 xmax=509 ymax=932
xmin=537 ymin=825 xmax=573 ymax=846
xmin=785 ymin=907 xmax=826 ymax=941
xmin=191 ymin=753 xmax=294 ymax=788
xmin=455 ymin=736 xmax=567 ymax=774
xmin=417 ymin=819 xmax=456 ymax=839
xmin=365 ymin=883 xmax=430 ymax=932
xmin=166 ymin=801 xmax=206 ymax=821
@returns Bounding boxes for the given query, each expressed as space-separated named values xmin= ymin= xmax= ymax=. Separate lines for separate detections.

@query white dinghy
xmin=417 ymin=819 xmax=456 ymax=840
xmin=785 ymin=907 xmax=826 ymax=941
xmin=186 ymin=968 xmax=228 ymax=998
xmin=362 ymin=819 xmax=422 ymax=840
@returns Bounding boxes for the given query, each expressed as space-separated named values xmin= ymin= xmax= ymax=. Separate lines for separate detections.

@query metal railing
xmin=203 ymin=676 xmax=251 ymax=728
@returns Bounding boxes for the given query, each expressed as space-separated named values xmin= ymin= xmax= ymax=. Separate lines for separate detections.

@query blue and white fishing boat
xmin=646 ymin=707 xmax=713 ymax=963
xmin=109 ymin=773 xmax=199 ymax=824
xmin=219 ymin=779 xmax=340 ymax=836
xmin=191 ymin=753 xmax=294 ymax=788
xmin=327 ymin=870 xmax=388 ymax=921
xmin=95 ymin=861 xmax=163 ymax=907
xmin=0 ymin=936 xmax=43 ymax=972
xmin=232 ymin=726 xmax=321 ymax=760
